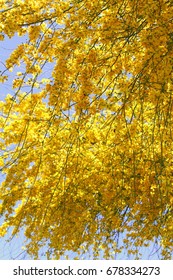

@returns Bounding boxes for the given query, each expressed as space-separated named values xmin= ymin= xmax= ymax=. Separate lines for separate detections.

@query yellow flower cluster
xmin=0 ymin=0 xmax=173 ymax=259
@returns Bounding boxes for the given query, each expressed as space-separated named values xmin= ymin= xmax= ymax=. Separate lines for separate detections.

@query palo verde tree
xmin=0 ymin=0 xmax=173 ymax=259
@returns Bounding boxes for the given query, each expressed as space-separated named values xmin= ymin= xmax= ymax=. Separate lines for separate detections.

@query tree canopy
xmin=0 ymin=0 xmax=173 ymax=259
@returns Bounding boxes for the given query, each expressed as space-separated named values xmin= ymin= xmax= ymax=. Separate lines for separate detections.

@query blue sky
xmin=0 ymin=32 xmax=172 ymax=260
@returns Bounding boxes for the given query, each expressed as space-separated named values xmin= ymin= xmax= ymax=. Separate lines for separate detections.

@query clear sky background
xmin=0 ymin=32 xmax=172 ymax=260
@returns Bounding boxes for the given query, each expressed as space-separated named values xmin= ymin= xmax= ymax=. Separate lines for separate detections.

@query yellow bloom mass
xmin=0 ymin=0 xmax=173 ymax=260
